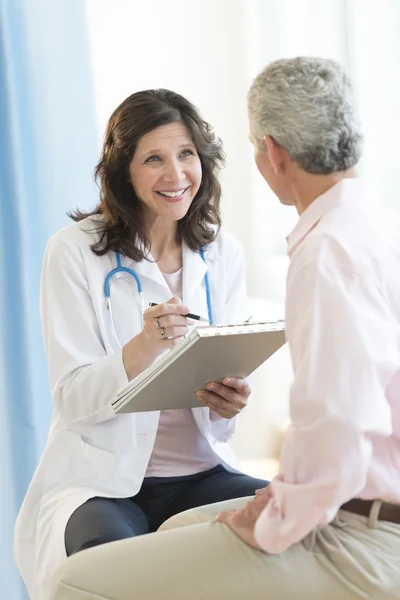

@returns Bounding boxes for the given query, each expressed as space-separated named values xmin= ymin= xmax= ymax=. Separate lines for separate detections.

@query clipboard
xmin=112 ymin=320 xmax=286 ymax=414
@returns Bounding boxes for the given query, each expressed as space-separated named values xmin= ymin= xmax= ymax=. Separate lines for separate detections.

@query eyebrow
xmin=142 ymin=142 xmax=196 ymax=156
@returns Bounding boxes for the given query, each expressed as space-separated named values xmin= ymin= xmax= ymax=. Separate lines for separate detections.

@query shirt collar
xmin=286 ymin=177 xmax=366 ymax=257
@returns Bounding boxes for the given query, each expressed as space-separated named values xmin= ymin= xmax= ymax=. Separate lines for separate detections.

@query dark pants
xmin=65 ymin=465 xmax=268 ymax=556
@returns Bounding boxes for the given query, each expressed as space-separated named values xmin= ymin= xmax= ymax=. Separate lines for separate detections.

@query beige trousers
xmin=51 ymin=497 xmax=400 ymax=600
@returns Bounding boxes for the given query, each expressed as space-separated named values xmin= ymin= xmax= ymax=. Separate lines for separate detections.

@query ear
xmin=263 ymin=135 xmax=284 ymax=176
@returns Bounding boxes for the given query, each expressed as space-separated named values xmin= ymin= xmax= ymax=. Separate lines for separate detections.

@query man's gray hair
xmin=248 ymin=57 xmax=363 ymax=174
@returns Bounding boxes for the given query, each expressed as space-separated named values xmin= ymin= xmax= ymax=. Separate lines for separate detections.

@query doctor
xmin=14 ymin=88 xmax=267 ymax=600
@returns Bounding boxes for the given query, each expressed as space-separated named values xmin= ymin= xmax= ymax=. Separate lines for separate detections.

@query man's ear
xmin=263 ymin=135 xmax=284 ymax=176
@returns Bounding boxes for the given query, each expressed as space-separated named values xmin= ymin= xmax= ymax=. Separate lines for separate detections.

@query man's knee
xmin=160 ymin=508 xmax=210 ymax=531
xmin=160 ymin=497 xmax=251 ymax=531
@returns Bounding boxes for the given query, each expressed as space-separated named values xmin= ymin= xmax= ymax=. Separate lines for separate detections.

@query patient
xmin=51 ymin=57 xmax=400 ymax=600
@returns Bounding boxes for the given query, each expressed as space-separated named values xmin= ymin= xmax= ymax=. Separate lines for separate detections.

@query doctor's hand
xmin=196 ymin=377 xmax=251 ymax=419
xmin=142 ymin=296 xmax=190 ymax=350
xmin=123 ymin=297 xmax=190 ymax=381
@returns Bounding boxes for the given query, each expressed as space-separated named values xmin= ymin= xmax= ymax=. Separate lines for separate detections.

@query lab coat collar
xmin=286 ymin=177 xmax=368 ymax=258
xmin=121 ymin=237 xmax=220 ymax=305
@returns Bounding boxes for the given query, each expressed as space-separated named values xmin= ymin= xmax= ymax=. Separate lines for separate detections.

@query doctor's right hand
xmin=141 ymin=296 xmax=191 ymax=352
xmin=122 ymin=297 xmax=190 ymax=381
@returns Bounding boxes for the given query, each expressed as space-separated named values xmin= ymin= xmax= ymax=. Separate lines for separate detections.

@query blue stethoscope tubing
xmin=104 ymin=250 xmax=213 ymax=345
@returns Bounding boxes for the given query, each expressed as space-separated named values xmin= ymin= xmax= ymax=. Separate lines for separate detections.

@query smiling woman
xmin=14 ymin=88 xmax=269 ymax=600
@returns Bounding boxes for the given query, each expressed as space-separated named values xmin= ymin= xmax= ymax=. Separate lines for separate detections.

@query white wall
xmin=85 ymin=0 xmax=400 ymax=299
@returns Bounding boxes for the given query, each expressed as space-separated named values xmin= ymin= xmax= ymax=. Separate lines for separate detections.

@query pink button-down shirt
xmin=254 ymin=178 xmax=400 ymax=554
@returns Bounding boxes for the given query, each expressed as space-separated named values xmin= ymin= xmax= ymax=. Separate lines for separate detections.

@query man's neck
xmin=291 ymin=168 xmax=358 ymax=215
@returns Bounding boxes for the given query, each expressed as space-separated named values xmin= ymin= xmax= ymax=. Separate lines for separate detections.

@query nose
xmin=163 ymin=157 xmax=184 ymax=183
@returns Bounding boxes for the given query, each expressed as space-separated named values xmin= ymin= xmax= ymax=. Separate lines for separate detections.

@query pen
xmin=148 ymin=302 xmax=210 ymax=323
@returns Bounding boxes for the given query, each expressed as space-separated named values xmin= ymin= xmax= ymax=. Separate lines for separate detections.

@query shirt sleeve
xmin=254 ymin=241 xmax=396 ymax=554
xmin=41 ymin=233 xmax=129 ymax=426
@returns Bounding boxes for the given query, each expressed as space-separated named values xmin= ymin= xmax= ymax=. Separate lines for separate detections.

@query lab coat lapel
xmin=181 ymin=243 xmax=208 ymax=308
xmin=182 ymin=240 xmax=221 ymax=313
xmin=124 ymin=253 xmax=169 ymax=295
xmin=182 ymin=242 xmax=217 ymax=436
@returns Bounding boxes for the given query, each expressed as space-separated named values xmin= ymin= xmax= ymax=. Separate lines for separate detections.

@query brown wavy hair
xmin=69 ymin=89 xmax=225 ymax=261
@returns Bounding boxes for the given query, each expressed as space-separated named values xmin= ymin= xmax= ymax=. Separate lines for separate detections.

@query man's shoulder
xmin=297 ymin=204 xmax=400 ymax=278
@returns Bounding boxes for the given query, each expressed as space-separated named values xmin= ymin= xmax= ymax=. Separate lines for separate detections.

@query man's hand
xmin=214 ymin=485 xmax=272 ymax=550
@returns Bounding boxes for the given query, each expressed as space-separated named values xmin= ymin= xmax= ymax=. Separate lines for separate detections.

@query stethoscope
xmin=104 ymin=250 xmax=214 ymax=346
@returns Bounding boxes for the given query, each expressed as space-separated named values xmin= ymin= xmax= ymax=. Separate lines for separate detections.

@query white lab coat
xmin=14 ymin=217 xmax=249 ymax=600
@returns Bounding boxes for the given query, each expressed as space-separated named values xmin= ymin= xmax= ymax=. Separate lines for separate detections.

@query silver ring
xmin=161 ymin=327 xmax=166 ymax=339
xmin=155 ymin=317 xmax=161 ymax=329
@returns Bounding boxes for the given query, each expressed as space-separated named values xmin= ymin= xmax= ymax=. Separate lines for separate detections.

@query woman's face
xmin=129 ymin=122 xmax=202 ymax=223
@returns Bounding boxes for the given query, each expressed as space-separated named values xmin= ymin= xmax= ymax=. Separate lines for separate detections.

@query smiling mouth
xmin=156 ymin=187 xmax=189 ymax=200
